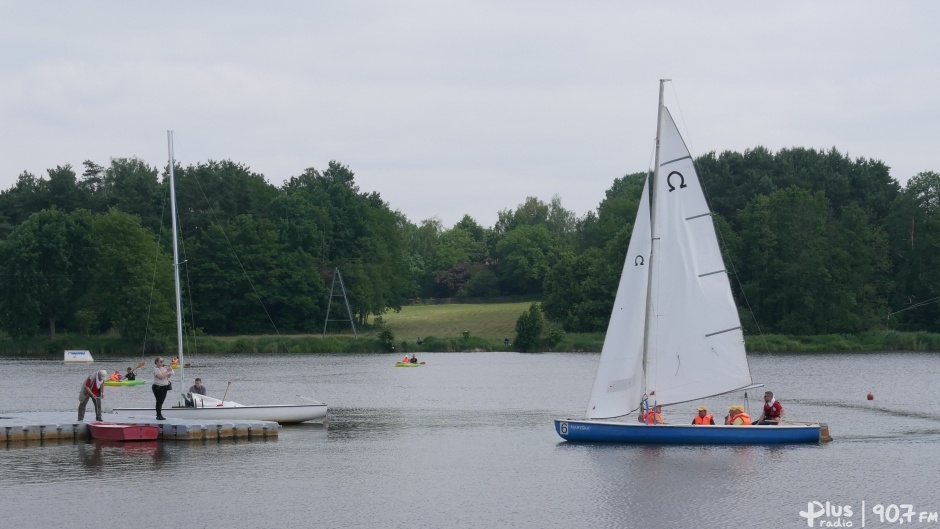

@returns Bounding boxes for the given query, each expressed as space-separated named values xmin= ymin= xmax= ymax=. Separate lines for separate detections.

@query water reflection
xmin=2 ymin=352 xmax=939 ymax=529
xmin=77 ymin=440 xmax=164 ymax=470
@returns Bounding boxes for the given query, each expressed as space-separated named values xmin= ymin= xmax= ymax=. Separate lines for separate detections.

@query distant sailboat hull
xmin=554 ymin=419 xmax=824 ymax=444
xmin=112 ymin=403 xmax=327 ymax=424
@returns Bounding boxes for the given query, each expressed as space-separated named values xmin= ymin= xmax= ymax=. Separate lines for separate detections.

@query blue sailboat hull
xmin=554 ymin=419 xmax=824 ymax=444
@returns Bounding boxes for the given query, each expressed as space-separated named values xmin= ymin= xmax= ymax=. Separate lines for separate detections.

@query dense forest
xmin=0 ymin=146 xmax=937 ymax=346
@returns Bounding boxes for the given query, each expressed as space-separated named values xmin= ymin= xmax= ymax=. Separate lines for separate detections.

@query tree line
xmin=0 ymin=146 xmax=936 ymax=345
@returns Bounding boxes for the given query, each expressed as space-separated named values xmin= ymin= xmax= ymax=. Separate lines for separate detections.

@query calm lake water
xmin=2 ymin=352 xmax=939 ymax=529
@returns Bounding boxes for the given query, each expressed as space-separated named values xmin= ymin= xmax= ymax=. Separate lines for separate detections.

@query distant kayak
xmin=395 ymin=362 xmax=425 ymax=367
xmin=104 ymin=379 xmax=147 ymax=386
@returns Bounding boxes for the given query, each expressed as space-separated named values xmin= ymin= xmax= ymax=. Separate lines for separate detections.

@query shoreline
xmin=1 ymin=330 xmax=938 ymax=358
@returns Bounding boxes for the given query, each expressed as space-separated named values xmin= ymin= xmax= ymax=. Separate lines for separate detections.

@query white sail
xmin=645 ymin=107 xmax=752 ymax=405
xmin=586 ymin=178 xmax=651 ymax=419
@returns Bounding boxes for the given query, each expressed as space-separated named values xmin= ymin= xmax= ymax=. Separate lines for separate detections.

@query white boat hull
xmin=112 ymin=403 xmax=327 ymax=424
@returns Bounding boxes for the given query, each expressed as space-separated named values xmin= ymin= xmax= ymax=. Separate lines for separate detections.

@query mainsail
xmin=645 ymin=107 xmax=752 ymax=405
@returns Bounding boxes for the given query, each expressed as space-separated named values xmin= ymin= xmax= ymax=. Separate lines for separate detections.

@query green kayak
xmin=104 ymin=379 xmax=147 ymax=386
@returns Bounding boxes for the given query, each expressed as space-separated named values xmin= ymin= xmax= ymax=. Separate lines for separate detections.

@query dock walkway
xmin=1 ymin=411 xmax=279 ymax=443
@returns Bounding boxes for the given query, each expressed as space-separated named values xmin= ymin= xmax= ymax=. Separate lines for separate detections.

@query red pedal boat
xmin=88 ymin=422 xmax=159 ymax=442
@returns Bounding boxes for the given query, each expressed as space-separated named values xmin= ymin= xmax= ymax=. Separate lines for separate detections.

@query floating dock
xmin=0 ymin=411 xmax=279 ymax=444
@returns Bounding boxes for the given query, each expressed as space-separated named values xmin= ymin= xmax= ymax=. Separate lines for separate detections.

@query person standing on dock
xmin=78 ymin=369 xmax=108 ymax=421
xmin=152 ymin=357 xmax=173 ymax=420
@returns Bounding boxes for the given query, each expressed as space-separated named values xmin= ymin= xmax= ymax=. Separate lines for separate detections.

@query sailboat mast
xmin=642 ymin=79 xmax=669 ymax=401
xmin=167 ymin=131 xmax=185 ymax=387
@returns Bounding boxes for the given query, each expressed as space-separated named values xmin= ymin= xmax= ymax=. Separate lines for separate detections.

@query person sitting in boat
xmin=110 ymin=371 xmax=122 ymax=381
xmin=639 ymin=404 xmax=665 ymax=425
xmin=124 ymin=367 xmax=136 ymax=381
xmin=692 ymin=406 xmax=714 ymax=425
xmin=171 ymin=357 xmax=180 ymax=368
xmin=410 ymin=354 xmax=418 ymax=364
xmin=185 ymin=377 xmax=208 ymax=407
xmin=402 ymin=355 xmax=410 ymax=363
xmin=724 ymin=405 xmax=751 ymax=425
xmin=754 ymin=391 xmax=784 ymax=425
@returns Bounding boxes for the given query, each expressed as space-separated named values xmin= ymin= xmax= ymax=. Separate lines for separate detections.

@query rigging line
xmin=669 ymin=81 xmax=719 ymax=221
xmin=188 ymin=167 xmax=287 ymax=351
xmin=177 ymin=223 xmax=198 ymax=368
xmin=889 ymin=296 xmax=940 ymax=316
xmin=141 ymin=167 xmax=172 ymax=360
xmin=668 ymin=81 xmax=698 ymax=167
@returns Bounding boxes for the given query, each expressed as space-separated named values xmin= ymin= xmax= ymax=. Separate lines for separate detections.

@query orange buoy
xmin=867 ymin=392 xmax=874 ymax=400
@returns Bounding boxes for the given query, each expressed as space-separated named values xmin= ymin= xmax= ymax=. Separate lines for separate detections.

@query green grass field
xmin=2 ymin=302 xmax=938 ymax=356
xmin=378 ymin=302 xmax=532 ymax=341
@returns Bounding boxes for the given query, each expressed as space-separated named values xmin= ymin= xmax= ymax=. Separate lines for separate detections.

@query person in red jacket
xmin=692 ymin=406 xmax=714 ymax=425
xmin=78 ymin=369 xmax=108 ymax=421
xmin=755 ymin=391 xmax=784 ymax=425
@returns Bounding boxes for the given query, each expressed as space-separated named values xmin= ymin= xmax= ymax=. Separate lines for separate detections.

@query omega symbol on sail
xmin=666 ymin=171 xmax=687 ymax=192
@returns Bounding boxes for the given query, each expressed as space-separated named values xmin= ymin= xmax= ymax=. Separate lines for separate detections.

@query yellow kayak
xmin=395 ymin=362 xmax=425 ymax=367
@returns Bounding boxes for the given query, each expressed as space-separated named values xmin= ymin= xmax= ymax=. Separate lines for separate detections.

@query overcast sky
xmin=1 ymin=1 xmax=937 ymax=228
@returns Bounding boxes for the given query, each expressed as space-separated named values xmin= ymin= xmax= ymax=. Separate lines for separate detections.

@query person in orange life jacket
xmin=724 ymin=405 xmax=751 ymax=425
xmin=638 ymin=404 xmax=665 ymax=424
xmin=110 ymin=371 xmax=121 ymax=381
xmin=402 ymin=355 xmax=410 ymax=363
xmin=755 ymin=391 xmax=784 ymax=425
xmin=78 ymin=369 xmax=108 ymax=421
xmin=692 ymin=405 xmax=714 ymax=425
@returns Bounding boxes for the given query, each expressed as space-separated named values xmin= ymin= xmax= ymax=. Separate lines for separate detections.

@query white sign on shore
xmin=64 ymin=350 xmax=94 ymax=363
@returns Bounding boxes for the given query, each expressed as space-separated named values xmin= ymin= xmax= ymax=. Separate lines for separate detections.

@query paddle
xmin=218 ymin=380 xmax=232 ymax=406
xmin=125 ymin=361 xmax=146 ymax=377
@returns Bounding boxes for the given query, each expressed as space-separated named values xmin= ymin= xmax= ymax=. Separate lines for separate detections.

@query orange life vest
xmin=402 ymin=356 xmax=409 ymax=362
xmin=110 ymin=372 xmax=120 ymax=381
xmin=731 ymin=412 xmax=752 ymax=425
xmin=693 ymin=414 xmax=714 ymax=425
xmin=643 ymin=410 xmax=665 ymax=425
